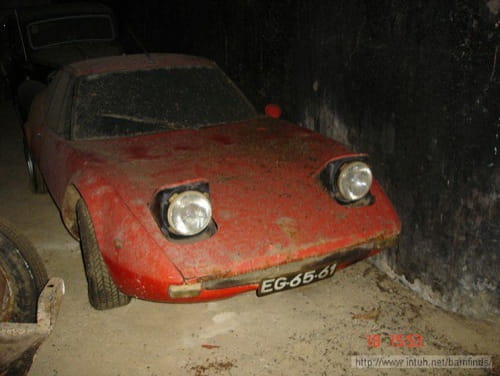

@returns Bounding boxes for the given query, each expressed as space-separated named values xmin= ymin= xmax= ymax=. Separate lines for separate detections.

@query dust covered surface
xmin=73 ymin=66 xmax=257 ymax=139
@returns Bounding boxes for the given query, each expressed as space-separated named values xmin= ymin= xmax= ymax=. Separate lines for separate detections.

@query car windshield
xmin=28 ymin=15 xmax=114 ymax=49
xmin=72 ymin=66 xmax=258 ymax=139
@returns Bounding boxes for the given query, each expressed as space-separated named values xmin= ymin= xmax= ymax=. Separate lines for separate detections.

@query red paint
xmin=24 ymin=54 xmax=401 ymax=303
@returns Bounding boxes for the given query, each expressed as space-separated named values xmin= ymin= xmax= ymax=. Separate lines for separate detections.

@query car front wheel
xmin=76 ymin=200 xmax=131 ymax=310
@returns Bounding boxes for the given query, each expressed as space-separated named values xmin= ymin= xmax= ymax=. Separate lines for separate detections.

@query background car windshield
xmin=28 ymin=15 xmax=114 ymax=49
xmin=72 ymin=66 xmax=258 ymax=139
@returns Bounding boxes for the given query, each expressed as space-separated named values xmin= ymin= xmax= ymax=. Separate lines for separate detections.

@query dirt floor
xmin=0 ymin=101 xmax=498 ymax=376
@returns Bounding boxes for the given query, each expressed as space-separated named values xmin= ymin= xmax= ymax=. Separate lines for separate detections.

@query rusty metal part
xmin=0 ymin=278 xmax=65 ymax=375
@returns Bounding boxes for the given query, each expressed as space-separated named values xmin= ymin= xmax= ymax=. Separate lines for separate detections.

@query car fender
xmin=68 ymin=171 xmax=185 ymax=299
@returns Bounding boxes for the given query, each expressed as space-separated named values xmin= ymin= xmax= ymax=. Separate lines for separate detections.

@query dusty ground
xmin=0 ymin=101 xmax=498 ymax=376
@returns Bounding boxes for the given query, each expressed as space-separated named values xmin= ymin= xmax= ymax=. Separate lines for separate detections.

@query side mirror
xmin=264 ymin=104 xmax=282 ymax=119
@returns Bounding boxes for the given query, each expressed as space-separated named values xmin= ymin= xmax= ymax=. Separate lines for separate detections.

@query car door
xmin=27 ymin=70 xmax=59 ymax=163
xmin=39 ymin=70 xmax=73 ymax=202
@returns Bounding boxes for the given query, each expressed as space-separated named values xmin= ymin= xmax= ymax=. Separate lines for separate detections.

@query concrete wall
xmin=111 ymin=0 xmax=499 ymax=321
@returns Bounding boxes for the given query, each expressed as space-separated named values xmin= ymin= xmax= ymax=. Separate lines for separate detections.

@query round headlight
xmin=337 ymin=161 xmax=373 ymax=202
xmin=167 ymin=191 xmax=212 ymax=236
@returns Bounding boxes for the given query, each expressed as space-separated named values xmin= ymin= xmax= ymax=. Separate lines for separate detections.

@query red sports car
xmin=23 ymin=54 xmax=400 ymax=310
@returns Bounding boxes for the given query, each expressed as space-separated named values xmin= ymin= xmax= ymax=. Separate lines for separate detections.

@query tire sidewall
xmin=0 ymin=228 xmax=46 ymax=323
xmin=76 ymin=200 xmax=130 ymax=310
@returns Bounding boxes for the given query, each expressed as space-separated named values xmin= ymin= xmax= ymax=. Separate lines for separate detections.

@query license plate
xmin=257 ymin=263 xmax=337 ymax=297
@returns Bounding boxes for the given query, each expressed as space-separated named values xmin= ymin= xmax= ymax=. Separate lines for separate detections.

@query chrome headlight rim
xmin=166 ymin=190 xmax=212 ymax=236
xmin=336 ymin=161 xmax=373 ymax=202
xmin=150 ymin=181 xmax=217 ymax=241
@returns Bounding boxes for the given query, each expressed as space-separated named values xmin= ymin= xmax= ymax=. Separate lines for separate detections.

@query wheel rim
xmin=25 ymin=149 xmax=34 ymax=180
xmin=0 ymin=264 xmax=14 ymax=322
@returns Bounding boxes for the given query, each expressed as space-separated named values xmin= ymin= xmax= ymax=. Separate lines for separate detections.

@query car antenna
xmin=125 ymin=23 xmax=153 ymax=63
xmin=14 ymin=9 xmax=28 ymax=62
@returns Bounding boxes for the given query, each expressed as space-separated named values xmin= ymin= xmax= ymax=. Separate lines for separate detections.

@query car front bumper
xmin=166 ymin=234 xmax=398 ymax=302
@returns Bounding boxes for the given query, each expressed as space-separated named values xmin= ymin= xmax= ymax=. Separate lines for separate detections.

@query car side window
xmin=46 ymin=71 xmax=72 ymax=137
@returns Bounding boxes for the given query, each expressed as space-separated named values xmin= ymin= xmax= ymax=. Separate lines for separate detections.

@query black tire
xmin=76 ymin=200 xmax=131 ymax=310
xmin=0 ymin=218 xmax=48 ymax=323
xmin=23 ymin=141 xmax=47 ymax=194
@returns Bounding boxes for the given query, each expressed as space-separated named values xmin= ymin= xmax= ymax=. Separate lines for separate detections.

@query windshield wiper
xmin=100 ymin=113 xmax=194 ymax=129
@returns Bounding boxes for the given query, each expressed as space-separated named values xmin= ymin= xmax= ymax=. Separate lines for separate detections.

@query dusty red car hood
xmin=71 ymin=118 xmax=399 ymax=280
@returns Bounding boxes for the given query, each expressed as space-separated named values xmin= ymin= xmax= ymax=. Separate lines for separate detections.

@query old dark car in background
xmin=0 ymin=2 xmax=122 ymax=119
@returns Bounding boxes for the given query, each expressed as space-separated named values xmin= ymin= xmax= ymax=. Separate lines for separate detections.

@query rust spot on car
xmin=61 ymin=185 xmax=82 ymax=239
xmin=113 ymin=238 xmax=122 ymax=250
xmin=276 ymin=217 xmax=298 ymax=241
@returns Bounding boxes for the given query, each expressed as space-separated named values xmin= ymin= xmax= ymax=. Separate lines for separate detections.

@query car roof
xmin=65 ymin=53 xmax=216 ymax=77
xmin=17 ymin=2 xmax=113 ymax=23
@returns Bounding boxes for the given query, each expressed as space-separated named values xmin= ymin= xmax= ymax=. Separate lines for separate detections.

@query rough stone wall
xmin=282 ymin=1 xmax=500 ymax=322
xmin=288 ymin=0 xmax=499 ymax=322
xmin=111 ymin=0 xmax=499 ymax=321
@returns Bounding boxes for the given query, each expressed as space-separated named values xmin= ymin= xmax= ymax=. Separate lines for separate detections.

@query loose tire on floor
xmin=23 ymin=141 xmax=47 ymax=194
xmin=0 ymin=218 xmax=48 ymax=323
xmin=76 ymin=200 xmax=131 ymax=310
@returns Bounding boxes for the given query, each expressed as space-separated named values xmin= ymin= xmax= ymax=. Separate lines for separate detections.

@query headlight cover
xmin=167 ymin=191 xmax=212 ymax=236
xmin=337 ymin=161 xmax=373 ymax=202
